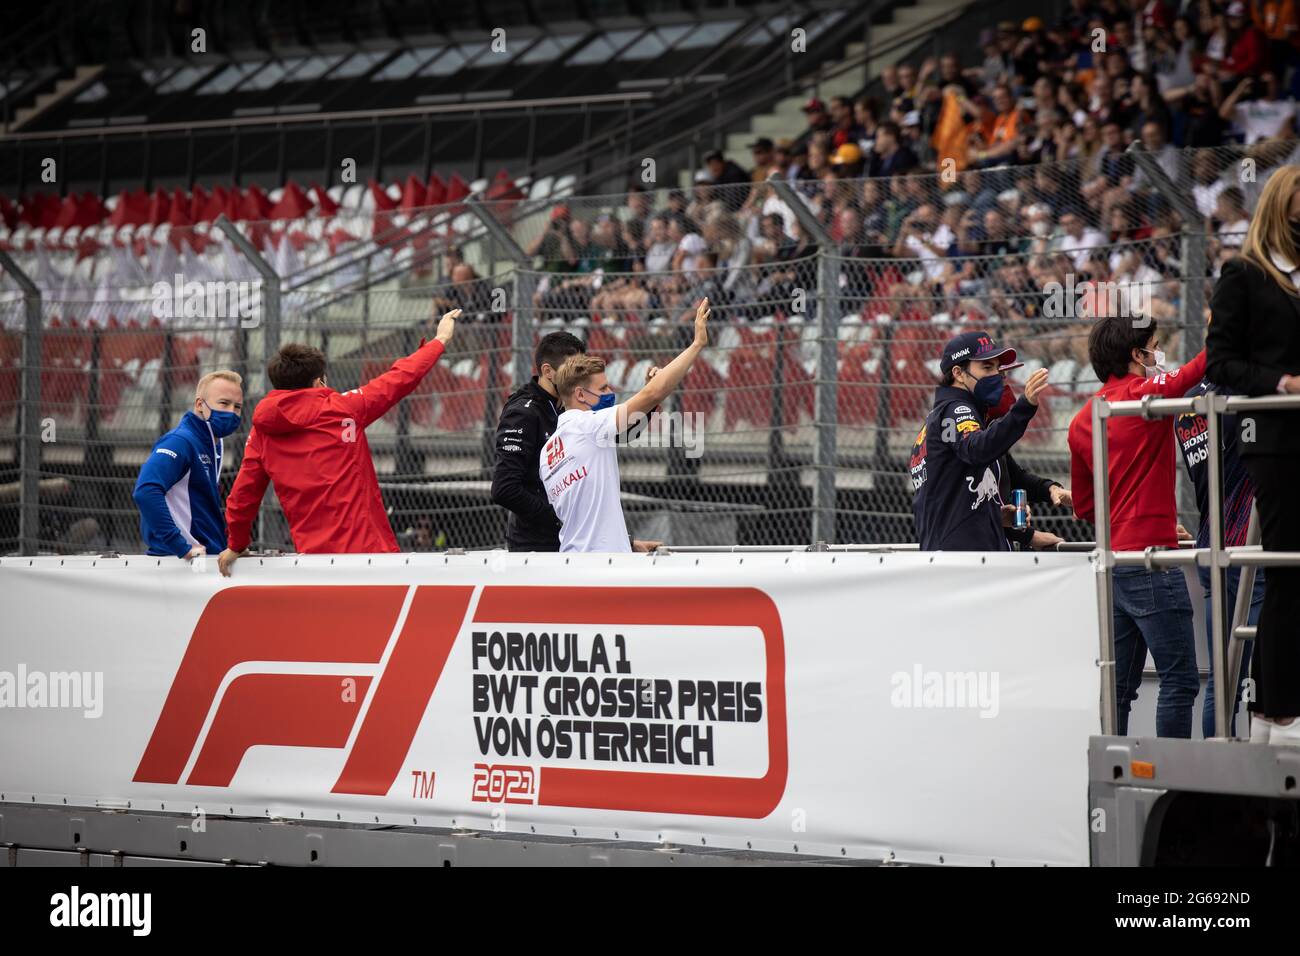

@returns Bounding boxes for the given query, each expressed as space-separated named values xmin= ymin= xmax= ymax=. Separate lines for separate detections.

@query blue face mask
xmin=585 ymin=390 xmax=616 ymax=411
xmin=201 ymin=400 xmax=241 ymax=438
xmin=971 ymin=372 xmax=1005 ymax=409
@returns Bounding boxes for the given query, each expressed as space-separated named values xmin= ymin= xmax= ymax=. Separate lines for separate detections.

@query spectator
xmin=1054 ymin=210 xmax=1108 ymax=269
xmin=829 ymin=142 xmax=865 ymax=178
xmin=867 ymin=121 xmax=918 ymax=177
xmin=1214 ymin=186 xmax=1251 ymax=246
xmin=1219 ymin=71 xmax=1295 ymax=142
xmin=1220 ymin=1 xmax=1270 ymax=82
xmin=748 ymin=137 xmax=776 ymax=182
xmin=828 ymin=95 xmax=865 ymax=148
xmin=772 ymin=137 xmax=801 ymax=183
xmin=794 ymin=97 xmax=833 ymax=150
xmin=703 ymin=149 xmax=750 ymax=189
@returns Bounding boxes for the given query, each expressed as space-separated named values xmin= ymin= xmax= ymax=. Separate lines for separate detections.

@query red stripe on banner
xmin=133 ymin=586 xmax=406 ymax=784
xmin=186 ymin=673 xmax=372 ymax=787
xmin=331 ymin=585 xmax=474 ymax=796
xmin=472 ymin=586 xmax=788 ymax=818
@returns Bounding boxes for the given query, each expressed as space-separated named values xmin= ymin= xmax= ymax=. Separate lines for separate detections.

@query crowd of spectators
xmin=512 ymin=0 xmax=1300 ymax=371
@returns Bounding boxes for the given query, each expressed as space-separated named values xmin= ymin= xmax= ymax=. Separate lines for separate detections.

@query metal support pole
xmin=1203 ymin=391 xmax=1231 ymax=738
xmin=464 ymin=197 xmax=532 ymax=388
xmin=1225 ymin=503 xmax=1261 ymax=737
xmin=214 ymin=215 xmax=282 ymax=548
xmin=0 ymin=248 xmax=42 ymax=556
xmin=1092 ymin=397 xmax=1117 ymax=736
xmin=771 ymin=179 xmax=837 ymax=545
xmin=813 ymin=248 xmax=840 ymax=544
xmin=511 ymin=270 xmax=537 ymax=388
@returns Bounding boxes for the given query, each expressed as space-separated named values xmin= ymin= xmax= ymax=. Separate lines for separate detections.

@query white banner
xmin=0 ymin=550 xmax=1101 ymax=865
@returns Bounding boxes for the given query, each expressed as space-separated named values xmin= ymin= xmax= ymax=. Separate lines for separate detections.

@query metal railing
xmin=1091 ymin=391 xmax=1300 ymax=739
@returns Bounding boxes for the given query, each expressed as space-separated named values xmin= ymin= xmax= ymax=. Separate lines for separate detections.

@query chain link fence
xmin=2 ymin=142 xmax=1279 ymax=554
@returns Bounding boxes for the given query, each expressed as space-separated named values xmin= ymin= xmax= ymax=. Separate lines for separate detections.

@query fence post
xmin=464 ymin=197 xmax=532 ymax=388
xmin=1091 ymin=396 xmax=1117 ymax=737
xmin=214 ymin=215 xmax=282 ymax=548
xmin=772 ymin=180 xmax=837 ymax=544
xmin=0 ymin=249 xmax=42 ymax=556
xmin=1125 ymin=144 xmax=1205 ymax=531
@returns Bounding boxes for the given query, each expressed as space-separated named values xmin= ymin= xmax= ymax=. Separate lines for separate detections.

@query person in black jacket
xmin=912 ymin=331 xmax=1050 ymax=550
xmin=1206 ymin=165 xmax=1300 ymax=745
xmin=491 ymin=332 xmax=585 ymax=551
xmin=910 ymin=377 xmax=1068 ymax=550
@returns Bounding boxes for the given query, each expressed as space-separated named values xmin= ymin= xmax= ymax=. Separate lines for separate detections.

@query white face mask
xmin=1139 ymin=347 xmax=1166 ymax=377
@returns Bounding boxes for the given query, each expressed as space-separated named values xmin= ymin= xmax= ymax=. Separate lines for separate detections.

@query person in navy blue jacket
xmin=912 ymin=331 xmax=1050 ymax=551
xmin=133 ymin=370 xmax=244 ymax=558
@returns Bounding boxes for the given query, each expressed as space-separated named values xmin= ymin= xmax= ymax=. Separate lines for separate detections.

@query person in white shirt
xmin=1220 ymin=73 xmax=1296 ymax=145
xmin=540 ymin=297 xmax=711 ymax=553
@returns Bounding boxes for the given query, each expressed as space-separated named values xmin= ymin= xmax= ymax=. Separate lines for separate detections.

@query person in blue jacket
xmin=133 ymin=370 xmax=244 ymax=558
xmin=912 ymin=331 xmax=1050 ymax=551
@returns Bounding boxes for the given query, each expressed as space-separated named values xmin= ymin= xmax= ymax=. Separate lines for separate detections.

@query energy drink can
xmin=1013 ymin=488 xmax=1028 ymax=530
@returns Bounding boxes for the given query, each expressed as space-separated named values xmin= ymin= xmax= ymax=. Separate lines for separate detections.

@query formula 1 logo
xmin=133 ymin=585 xmax=472 ymax=796
xmin=134 ymin=585 xmax=788 ymax=818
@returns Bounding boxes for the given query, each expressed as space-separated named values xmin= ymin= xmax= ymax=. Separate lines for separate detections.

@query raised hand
xmin=693 ymin=297 xmax=711 ymax=348
xmin=436 ymin=308 xmax=461 ymax=345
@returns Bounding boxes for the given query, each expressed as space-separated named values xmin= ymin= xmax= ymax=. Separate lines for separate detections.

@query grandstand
xmin=9 ymin=0 xmax=1292 ymax=555
xmin=3 ymin=0 xmax=1300 ymax=876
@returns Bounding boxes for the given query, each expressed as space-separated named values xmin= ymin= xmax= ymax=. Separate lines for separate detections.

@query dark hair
xmin=534 ymin=331 xmax=585 ymax=375
xmin=878 ymin=120 xmax=901 ymax=139
xmin=267 ymin=343 xmax=327 ymax=390
xmin=1088 ymin=315 xmax=1158 ymax=381
xmin=941 ymin=361 xmax=967 ymax=387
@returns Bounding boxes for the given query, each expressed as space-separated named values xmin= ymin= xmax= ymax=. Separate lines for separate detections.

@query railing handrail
xmin=1092 ymin=388 xmax=1300 ymax=740
xmin=0 ymin=91 xmax=655 ymax=143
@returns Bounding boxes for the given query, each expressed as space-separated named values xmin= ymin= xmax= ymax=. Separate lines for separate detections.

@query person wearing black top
xmin=491 ymin=332 xmax=585 ymax=551
xmin=1207 ymin=165 xmax=1300 ymax=744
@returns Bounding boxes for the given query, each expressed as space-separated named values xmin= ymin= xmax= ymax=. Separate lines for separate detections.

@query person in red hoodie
xmin=218 ymin=309 xmax=459 ymax=575
xmin=1069 ymin=315 xmax=1207 ymax=738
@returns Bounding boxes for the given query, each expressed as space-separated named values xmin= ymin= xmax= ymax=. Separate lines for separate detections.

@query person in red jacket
xmin=1068 ymin=315 xmax=1207 ymax=738
xmin=218 ymin=309 xmax=459 ymax=575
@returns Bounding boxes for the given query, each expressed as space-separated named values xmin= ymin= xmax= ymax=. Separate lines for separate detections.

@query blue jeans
xmin=1198 ymin=566 xmax=1263 ymax=738
xmin=1112 ymin=567 xmax=1199 ymax=738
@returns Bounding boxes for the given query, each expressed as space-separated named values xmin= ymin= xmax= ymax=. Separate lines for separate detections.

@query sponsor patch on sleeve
xmin=956 ymin=419 xmax=980 ymax=435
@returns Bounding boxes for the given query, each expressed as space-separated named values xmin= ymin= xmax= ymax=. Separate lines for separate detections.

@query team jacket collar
xmin=527 ymin=376 xmax=562 ymax=415
xmin=932 ymin=384 xmax=977 ymax=409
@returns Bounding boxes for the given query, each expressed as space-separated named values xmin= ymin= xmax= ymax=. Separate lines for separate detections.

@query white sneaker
xmin=1250 ymin=716 xmax=1272 ymax=743
xmin=1271 ymin=718 xmax=1300 ymax=746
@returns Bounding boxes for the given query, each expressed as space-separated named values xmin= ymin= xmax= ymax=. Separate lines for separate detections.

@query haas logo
xmin=545 ymin=436 xmax=565 ymax=468
xmin=967 ymin=467 xmax=1000 ymax=511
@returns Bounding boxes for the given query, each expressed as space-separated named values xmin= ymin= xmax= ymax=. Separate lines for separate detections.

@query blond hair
xmin=553 ymin=354 xmax=606 ymax=399
xmin=195 ymin=370 xmax=243 ymax=399
xmin=1242 ymin=165 xmax=1300 ymax=297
